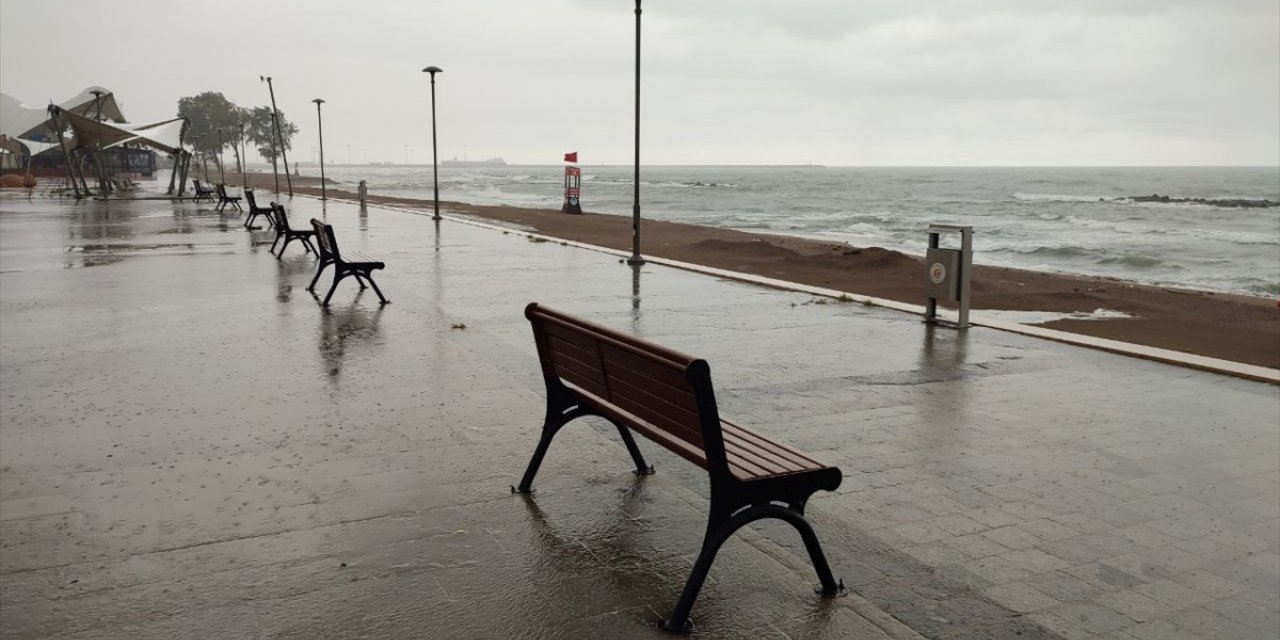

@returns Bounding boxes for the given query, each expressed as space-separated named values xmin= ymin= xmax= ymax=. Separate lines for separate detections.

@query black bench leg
xmin=308 ymin=261 xmax=330 ymax=292
xmin=322 ymin=272 xmax=347 ymax=306
xmin=364 ymin=274 xmax=389 ymax=305
xmin=614 ymin=423 xmax=654 ymax=475
xmin=515 ymin=419 xmax=565 ymax=493
xmin=660 ymin=504 xmax=840 ymax=633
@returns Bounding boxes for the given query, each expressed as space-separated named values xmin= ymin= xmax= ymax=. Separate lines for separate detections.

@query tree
xmin=176 ymin=92 xmax=241 ymax=171
xmin=242 ymin=105 xmax=298 ymax=166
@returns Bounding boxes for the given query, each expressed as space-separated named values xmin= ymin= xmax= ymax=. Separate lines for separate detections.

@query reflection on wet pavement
xmin=1 ymin=192 xmax=1276 ymax=640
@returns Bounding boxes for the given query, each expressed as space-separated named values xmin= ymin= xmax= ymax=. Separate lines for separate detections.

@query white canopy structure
xmin=1 ymin=86 xmax=190 ymax=197
xmin=0 ymin=87 xmax=128 ymax=150
xmin=52 ymin=107 xmax=185 ymax=155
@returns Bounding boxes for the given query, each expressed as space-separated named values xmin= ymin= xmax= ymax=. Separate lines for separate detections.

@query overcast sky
xmin=2 ymin=0 xmax=1277 ymax=166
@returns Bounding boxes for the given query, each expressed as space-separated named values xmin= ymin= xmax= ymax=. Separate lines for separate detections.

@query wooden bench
xmin=243 ymin=190 xmax=274 ymax=229
xmin=191 ymin=179 xmax=216 ymax=203
xmin=269 ymin=203 xmax=316 ymax=258
xmin=215 ymin=183 xmax=243 ymax=213
xmin=307 ymin=219 xmax=388 ymax=306
xmin=515 ymin=303 xmax=844 ymax=633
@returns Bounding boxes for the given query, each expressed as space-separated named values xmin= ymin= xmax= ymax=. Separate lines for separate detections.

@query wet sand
xmin=233 ymin=172 xmax=1280 ymax=369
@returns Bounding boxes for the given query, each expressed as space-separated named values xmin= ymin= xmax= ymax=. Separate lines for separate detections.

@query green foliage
xmin=176 ymin=92 xmax=241 ymax=157
xmin=242 ymin=105 xmax=298 ymax=165
xmin=175 ymin=92 xmax=297 ymax=168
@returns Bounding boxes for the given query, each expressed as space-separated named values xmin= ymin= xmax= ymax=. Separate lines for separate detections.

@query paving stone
xmin=982 ymin=525 xmax=1043 ymax=550
xmin=982 ymin=582 xmax=1061 ymax=613
xmin=1094 ymin=588 xmax=1176 ymax=622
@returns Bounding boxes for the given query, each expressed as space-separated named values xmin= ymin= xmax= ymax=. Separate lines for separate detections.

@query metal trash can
xmin=924 ymin=225 xmax=973 ymax=328
xmin=358 ymin=180 xmax=368 ymax=208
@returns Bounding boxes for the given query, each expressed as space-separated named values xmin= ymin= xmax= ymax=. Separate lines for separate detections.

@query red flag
xmin=564 ymin=151 xmax=578 ymax=163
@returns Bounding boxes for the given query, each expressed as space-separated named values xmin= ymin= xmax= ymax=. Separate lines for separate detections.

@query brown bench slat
xmin=548 ymin=353 xmax=610 ymax=398
xmin=573 ymin=386 xmax=711 ymax=469
xmin=722 ymin=419 xmax=831 ymax=471
xmin=723 ymin=428 xmax=820 ymax=479
xmin=609 ymin=393 xmax=704 ymax=449
xmin=537 ymin=312 xmax=696 ymax=370
xmin=599 ymin=342 xmax=698 ymax=395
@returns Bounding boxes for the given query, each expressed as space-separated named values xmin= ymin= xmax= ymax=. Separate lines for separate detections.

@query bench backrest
xmin=525 ymin=303 xmax=728 ymax=474
xmin=245 ymin=189 xmax=261 ymax=209
xmin=216 ymin=183 xmax=227 ymax=197
xmin=271 ymin=203 xmax=293 ymax=232
xmin=310 ymin=218 xmax=341 ymax=262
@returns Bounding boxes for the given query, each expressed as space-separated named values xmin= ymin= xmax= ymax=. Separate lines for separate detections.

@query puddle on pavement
xmin=62 ymin=243 xmax=200 ymax=268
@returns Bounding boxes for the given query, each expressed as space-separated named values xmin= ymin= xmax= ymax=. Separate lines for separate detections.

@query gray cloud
xmin=2 ymin=0 xmax=1276 ymax=166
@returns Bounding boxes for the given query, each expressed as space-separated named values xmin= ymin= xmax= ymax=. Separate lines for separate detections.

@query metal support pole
xmin=50 ymin=107 xmax=81 ymax=199
xmin=178 ymin=152 xmax=190 ymax=196
xmin=628 ymin=0 xmax=645 ymax=265
xmin=423 ymin=66 xmax=443 ymax=221
xmin=167 ymin=152 xmax=179 ymax=194
xmin=239 ymin=122 xmax=247 ymax=190
xmin=313 ymin=98 xmax=326 ymax=201
xmin=75 ymin=151 xmax=90 ymax=194
xmin=169 ymin=119 xmax=187 ymax=195
xmin=217 ymin=127 xmax=225 ymax=184
xmin=261 ymin=76 xmax=280 ymax=193
xmin=263 ymin=76 xmax=293 ymax=197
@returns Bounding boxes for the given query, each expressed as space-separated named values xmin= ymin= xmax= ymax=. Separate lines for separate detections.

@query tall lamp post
xmin=217 ymin=127 xmax=226 ymax=184
xmin=628 ymin=1 xmax=645 ymax=265
xmin=422 ymin=66 xmax=443 ymax=221
xmin=239 ymin=121 xmax=247 ymax=190
xmin=260 ymin=75 xmax=293 ymax=196
xmin=312 ymin=99 xmax=327 ymax=201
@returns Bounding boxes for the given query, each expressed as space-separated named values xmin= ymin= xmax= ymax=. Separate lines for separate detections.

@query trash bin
xmin=924 ymin=225 xmax=973 ymax=328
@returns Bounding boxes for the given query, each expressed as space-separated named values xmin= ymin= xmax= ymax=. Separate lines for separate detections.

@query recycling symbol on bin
xmin=929 ymin=262 xmax=947 ymax=284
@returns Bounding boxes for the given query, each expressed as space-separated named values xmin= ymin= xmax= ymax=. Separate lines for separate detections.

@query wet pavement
xmin=1 ymin=192 xmax=1276 ymax=640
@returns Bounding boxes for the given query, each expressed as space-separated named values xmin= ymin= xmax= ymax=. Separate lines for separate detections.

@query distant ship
xmin=442 ymin=157 xmax=506 ymax=167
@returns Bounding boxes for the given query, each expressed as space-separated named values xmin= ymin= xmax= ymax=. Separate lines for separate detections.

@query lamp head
xmin=313 ymin=98 xmax=325 ymax=105
xmin=422 ymin=66 xmax=443 ymax=75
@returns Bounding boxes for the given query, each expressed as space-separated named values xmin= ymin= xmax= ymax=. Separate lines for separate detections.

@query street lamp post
xmin=239 ymin=122 xmax=247 ymax=190
xmin=260 ymin=75 xmax=293 ymax=197
xmin=628 ymin=0 xmax=645 ymax=265
xmin=217 ymin=127 xmax=226 ymax=184
xmin=423 ymin=66 xmax=443 ymax=221
xmin=312 ymin=98 xmax=327 ymax=201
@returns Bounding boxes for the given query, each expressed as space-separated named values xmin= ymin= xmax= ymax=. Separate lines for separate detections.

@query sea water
xmin=322 ymin=165 xmax=1280 ymax=297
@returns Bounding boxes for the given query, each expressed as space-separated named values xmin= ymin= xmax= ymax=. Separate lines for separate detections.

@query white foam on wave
xmin=1014 ymin=192 xmax=1110 ymax=202
xmin=978 ymin=308 xmax=1134 ymax=325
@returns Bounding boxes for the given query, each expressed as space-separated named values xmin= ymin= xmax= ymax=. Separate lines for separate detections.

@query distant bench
xmin=215 ymin=184 xmax=242 ymax=213
xmin=269 ymin=203 xmax=315 ymax=258
xmin=308 ymin=219 xmax=388 ymax=306
xmin=244 ymin=189 xmax=273 ymax=229
xmin=514 ymin=303 xmax=844 ymax=633
xmin=191 ymin=179 xmax=216 ymax=203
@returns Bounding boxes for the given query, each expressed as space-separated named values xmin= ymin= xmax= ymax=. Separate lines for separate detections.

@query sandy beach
xmin=229 ymin=172 xmax=1279 ymax=369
